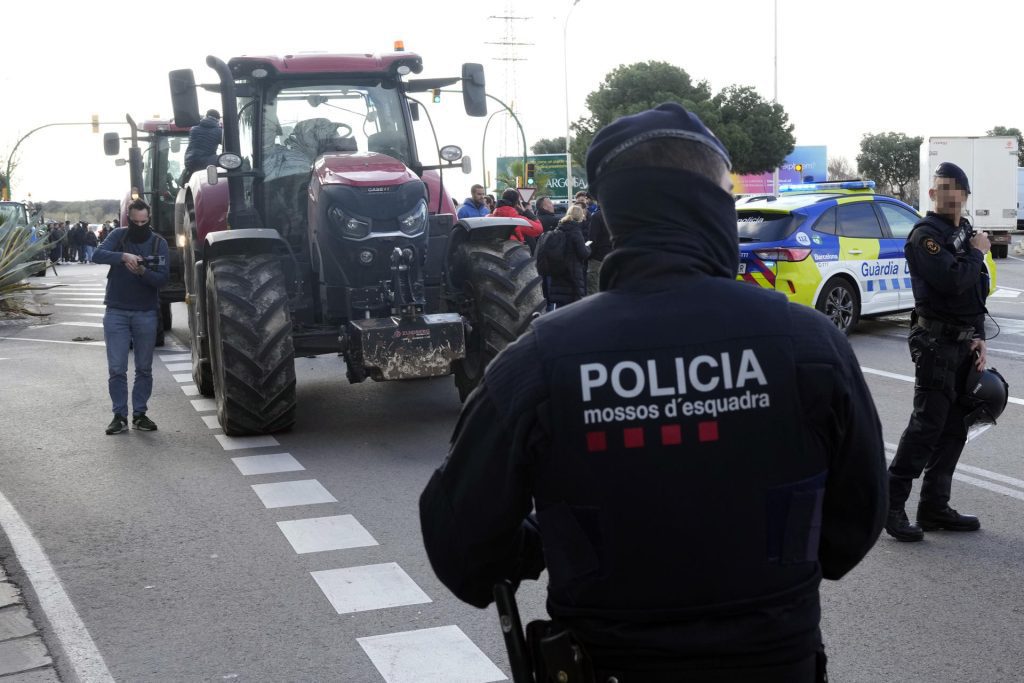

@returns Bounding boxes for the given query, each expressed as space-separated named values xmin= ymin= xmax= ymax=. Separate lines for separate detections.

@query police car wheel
xmin=815 ymin=277 xmax=860 ymax=335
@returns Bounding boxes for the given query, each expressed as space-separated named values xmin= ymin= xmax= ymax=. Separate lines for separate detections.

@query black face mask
xmin=127 ymin=222 xmax=152 ymax=244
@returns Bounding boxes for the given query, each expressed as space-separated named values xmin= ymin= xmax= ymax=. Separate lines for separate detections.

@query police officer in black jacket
xmin=420 ymin=104 xmax=887 ymax=682
xmin=885 ymin=162 xmax=991 ymax=542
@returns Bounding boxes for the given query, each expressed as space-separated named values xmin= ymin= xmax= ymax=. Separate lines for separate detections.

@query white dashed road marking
xmin=153 ymin=343 xmax=506 ymax=681
xmin=215 ymin=434 xmax=280 ymax=451
xmin=250 ymin=480 xmax=337 ymax=509
xmin=311 ymin=563 xmax=431 ymax=615
xmin=0 ymin=337 xmax=105 ymax=347
xmin=861 ymin=366 xmax=1024 ymax=406
xmin=358 ymin=626 xmax=507 ymax=683
xmin=231 ymin=453 xmax=305 ymax=476
xmin=277 ymin=515 xmax=377 ymax=554
xmin=884 ymin=442 xmax=1024 ymax=502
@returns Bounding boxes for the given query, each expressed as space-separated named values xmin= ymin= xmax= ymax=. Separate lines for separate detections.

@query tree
xmin=856 ymin=132 xmax=923 ymax=203
xmin=531 ymin=137 xmax=566 ymax=155
xmin=706 ymin=86 xmax=795 ymax=175
xmin=569 ymin=61 xmax=795 ymax=175
xmin=986 ymin=126 xmax=1024 ymax=166
xmin=827 ymin=156 xmax=856 ymax=181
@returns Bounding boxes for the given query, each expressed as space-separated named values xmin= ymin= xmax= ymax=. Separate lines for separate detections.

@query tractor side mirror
xmin=461 ymin=63 xmax=487 ymax=117
xmin=103 ymin=132 xmax=120 ymax=156
xmin=410 ymin=101 xmax=420 ymax=122
xmin=169 ymin=69 xmax=202 ymax=128
xmin=461 ymin=157 xmax=472 ymax=174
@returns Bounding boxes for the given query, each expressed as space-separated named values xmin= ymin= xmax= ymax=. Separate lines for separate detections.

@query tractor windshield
xmin=143 ymin=134 xmax=188 ymax=235
xmin=262 ymin=83 xmax=411 ymax=176
xmin=0 ymin=202 xmax=29 ymax=227
xmin=255 ymin=82 xmax=412 ymax=240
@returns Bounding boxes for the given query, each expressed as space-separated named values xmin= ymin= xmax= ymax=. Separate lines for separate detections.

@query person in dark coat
xmin=545 ymin=203 xmax=590 ymax=309
xmin=181 ymin=109 xmax=222 ymax=182
xmin=586 ymin=205 xmax=612 ymax=295
xmin=420 ymin=103 xmax=886 ymax=682
xmin=536 ymin=196 xmax=560 ymax=232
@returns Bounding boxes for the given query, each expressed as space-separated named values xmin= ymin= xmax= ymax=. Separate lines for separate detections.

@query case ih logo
xmin=366 ymin=186 xmax=392 ymax=193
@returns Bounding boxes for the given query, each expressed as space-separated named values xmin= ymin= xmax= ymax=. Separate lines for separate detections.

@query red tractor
xmin=168 ymin=51 xmax=543 ymax=435
xmin=104 ymin=116 xmax=192 ymax=346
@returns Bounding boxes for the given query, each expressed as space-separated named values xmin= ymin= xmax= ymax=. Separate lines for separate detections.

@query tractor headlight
xmin=329 ymin=205 xmax=371 ymax=239
xmin=398 ymin=199 xmax=428 ymax=237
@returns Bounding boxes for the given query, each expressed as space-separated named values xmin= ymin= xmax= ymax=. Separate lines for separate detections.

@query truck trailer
xmin=919 ymin=136 xmax=1017 ymax=259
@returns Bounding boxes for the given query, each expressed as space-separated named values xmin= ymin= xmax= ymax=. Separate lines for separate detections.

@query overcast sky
xmin=3 ymin=0 xmax=1020 ymax=204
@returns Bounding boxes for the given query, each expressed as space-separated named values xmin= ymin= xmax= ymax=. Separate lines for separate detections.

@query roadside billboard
xmin=495 ymin=154 xmax=587 ymax=200
xmin=732 ymin=145 xmax=827 ymax=194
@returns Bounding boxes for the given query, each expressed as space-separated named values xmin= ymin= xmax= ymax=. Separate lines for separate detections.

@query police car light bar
xmin=779 ymin=181 xmax=876 ymax=193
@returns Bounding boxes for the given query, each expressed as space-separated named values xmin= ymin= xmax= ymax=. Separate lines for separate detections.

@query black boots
xmin=886 ymin=506 xmax=981 ymax=541
xmin=917 ymin=506 xmax=981 ymax=532
xmin=885 ymin=509 xmax=924 ymax=542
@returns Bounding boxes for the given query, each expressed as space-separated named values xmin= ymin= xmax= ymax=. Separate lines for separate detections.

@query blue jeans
xmin=103 ymin=308 xmax=158 ymax=417
xmin=84 ymin=245 xmax=96 ymax=262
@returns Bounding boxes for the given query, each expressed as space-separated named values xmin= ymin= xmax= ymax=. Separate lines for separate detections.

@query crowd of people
xmin=457 ymin=185 xmax=611 ymax=310
xmin=37 ymin=218 xmax=119 ymax=265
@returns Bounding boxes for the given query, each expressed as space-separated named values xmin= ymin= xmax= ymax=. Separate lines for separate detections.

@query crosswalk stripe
xmin=311 ymin=563 xmax=430 ymax=615
xmin=358 ymin=626 xmax=505 ymax=683
xmin=250 ymin=479 xmax=336 ymax=508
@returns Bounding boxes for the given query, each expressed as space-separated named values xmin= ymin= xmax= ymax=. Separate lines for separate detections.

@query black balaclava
xmin=585 ymin=103 xmax=738 ymax=290
xmin=597 ymin=166 xmax=739 ymax=288
xmin=127 ymin=219 xmax=152 ymax=244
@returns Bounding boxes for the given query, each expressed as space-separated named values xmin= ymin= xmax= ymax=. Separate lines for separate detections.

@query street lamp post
xmin=563 ymin=0 xmax=581 ymax=201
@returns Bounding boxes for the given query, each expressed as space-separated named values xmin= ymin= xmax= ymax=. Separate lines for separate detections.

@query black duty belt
xmin=915 ymin=314 xmax=975 ymax=342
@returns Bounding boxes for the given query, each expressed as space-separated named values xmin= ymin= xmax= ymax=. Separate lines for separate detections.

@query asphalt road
xmin=1 ymin=248 xmax=1023 ymax=683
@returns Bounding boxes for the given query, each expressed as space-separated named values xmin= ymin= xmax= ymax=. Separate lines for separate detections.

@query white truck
xmin=1018 ymin=167 xmax=1024 ymax=230
xmin=919 ymin=136 xmax=1017 ymax=259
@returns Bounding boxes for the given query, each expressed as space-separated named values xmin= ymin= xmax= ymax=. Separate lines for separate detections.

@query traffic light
xmin=525 ymin=162 xmax=536 ymax=186
xmin=91 ymin=114 xmax=99 ymax=134
xmin=432 ymin=88 xmax=441 ymax=103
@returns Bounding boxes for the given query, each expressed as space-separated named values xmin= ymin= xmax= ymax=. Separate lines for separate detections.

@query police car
xmin=736 ymin=181 xmax=997 ymax=334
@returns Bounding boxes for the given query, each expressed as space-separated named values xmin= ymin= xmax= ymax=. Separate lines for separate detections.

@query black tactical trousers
xmin=889 ymin=327 xmax=973 ymax=511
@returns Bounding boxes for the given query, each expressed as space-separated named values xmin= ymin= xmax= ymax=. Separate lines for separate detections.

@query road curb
xmin=0 ymin=560 xmax=59 ymax=680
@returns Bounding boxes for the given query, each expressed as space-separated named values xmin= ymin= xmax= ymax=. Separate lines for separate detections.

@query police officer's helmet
xmin=961 ymin=365 xmax=1009 ymax=426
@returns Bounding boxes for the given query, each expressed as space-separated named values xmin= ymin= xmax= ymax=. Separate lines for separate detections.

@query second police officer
xmin=420 ymin=104 xmax=887 ymax=682
xmin=885 ymin=162 xmax=992 ymax=542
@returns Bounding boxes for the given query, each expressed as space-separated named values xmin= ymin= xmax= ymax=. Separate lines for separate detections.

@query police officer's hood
xmin=596 ymin=167 xmax=738 ymax=290
xmin=585 ymin=104 xmax=739 ymax=290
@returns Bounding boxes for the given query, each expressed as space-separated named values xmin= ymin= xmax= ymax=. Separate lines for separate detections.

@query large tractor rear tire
xmin=451 ymin=239 xmax=544 ymax=401
xmin=205 ymin=253 xmax=296 ymax=435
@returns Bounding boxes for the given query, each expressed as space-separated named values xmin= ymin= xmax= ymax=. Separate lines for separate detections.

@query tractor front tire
xmin=206 ymin=254 xmax=296 ymax=435
xmin=451 ymin=239 xmax=544 ymax=401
